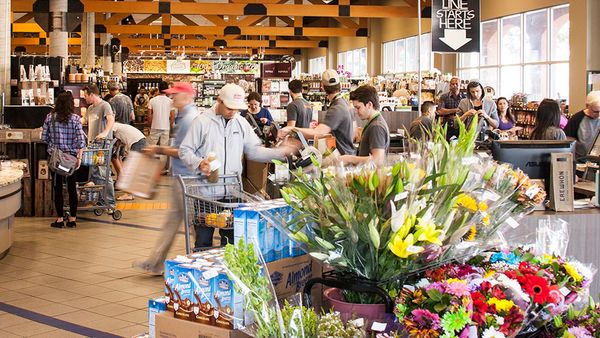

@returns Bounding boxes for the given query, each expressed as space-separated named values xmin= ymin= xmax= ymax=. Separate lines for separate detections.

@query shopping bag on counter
xmin=116 ymin=151 xmax=164 ymax=199
xmin=548 ymin=152 xmax=574 ymax=211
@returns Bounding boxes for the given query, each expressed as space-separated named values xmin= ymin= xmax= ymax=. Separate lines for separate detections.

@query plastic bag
xmin=535 ymin=217 xmax=569 ymax=257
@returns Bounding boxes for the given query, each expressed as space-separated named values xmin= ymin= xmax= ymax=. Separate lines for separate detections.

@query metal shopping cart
xmin=67 ymin=139 xmax=122 ymax=221
xmin=179 ymin=174 xmax=247 ymax=254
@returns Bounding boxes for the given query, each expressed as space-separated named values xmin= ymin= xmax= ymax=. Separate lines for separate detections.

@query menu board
xmin=191 ymin=60 xmax=213 ymax=74
xmin=166 ymin=60 xmax=191 ymax=74
xmin=143 ymin=60 xmax=167 ymax=73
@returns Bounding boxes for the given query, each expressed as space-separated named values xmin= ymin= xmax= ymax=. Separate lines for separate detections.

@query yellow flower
xmin=484 ymin=270 xmax=496 ymax=278
xmin=564 ymin=263 xmax=583 ymax=282
xmin=414 ymin=220 xmax=443 ymax=246
xmin=455 ymin=194 xmax=477 ymax=212
xmin=482 ymin=213 xmax=490 ymax=226
xmin=467 ymin=226 xmax=477 ymax=241
xmin=488 ymin=297 xmax=515 ymax=312
xmin=478 ymin=201 xmax=488 ymax=212
xmin=388 ymin=233 xmax=423 ymax=258
xmin=447 ymin=278 xmax=467 ymax=284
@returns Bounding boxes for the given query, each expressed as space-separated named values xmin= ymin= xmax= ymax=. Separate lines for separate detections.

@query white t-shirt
xmin=148 ymin=95 xmax=172 ymax=130
xmin=112 ymin=122 xmax=145 ymax=150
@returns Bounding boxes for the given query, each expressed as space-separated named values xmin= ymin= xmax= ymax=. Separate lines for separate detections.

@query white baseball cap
xmin=321 ymin=69 xmax=340 ymax=87
xmin=219 ymin=83 xmax=247 ymax=110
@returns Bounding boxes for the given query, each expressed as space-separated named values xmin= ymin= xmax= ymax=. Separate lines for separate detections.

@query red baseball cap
xmin=164 ymin=82 xmax=196 ymax=95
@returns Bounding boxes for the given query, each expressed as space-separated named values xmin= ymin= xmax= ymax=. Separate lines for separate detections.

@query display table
xmin=0 ymin=168 xmax=24 ymax=258
xmin=508 ymin=208 xmax=600 ymax=298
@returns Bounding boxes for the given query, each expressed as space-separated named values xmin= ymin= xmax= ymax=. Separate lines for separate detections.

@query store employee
xmin=339 ymin=85 xmax=390 ymax=166
xmin=279 ymin=69 xmax=355 ymax=155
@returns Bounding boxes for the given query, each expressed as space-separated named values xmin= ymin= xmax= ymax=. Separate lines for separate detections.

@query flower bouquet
xmin=542 ymin=297 xmax=600 ymax=338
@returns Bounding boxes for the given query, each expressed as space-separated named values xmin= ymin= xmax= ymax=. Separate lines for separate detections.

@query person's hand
xmin=278 ymin=126 xmax=293 ymax=139
xmin=478 ymin=110 xmax=489 ymax=120
xmin=198 ymin=159 xmax=211 ymax=175
xmin=279 ymin=137 xmax=302 ymax=155
xmin=95 ymin=133 xmax=106 ymax=140
xmin=144 ymin=145 xmax=159 ymax=156
xmin=465 ymin=109 xmax=477 ymax=117
xmin=76 ymin=158 xmax=81 ymax=170
xmin=260 ymin=118 xmax=268 ymax=124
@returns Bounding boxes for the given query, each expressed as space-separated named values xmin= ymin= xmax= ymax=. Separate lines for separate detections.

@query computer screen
xmin=491 ymin=140 xmax=576 ymax=180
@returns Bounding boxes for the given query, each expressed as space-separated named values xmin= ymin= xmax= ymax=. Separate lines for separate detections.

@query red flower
xmin=522 ymin=274 xmax=550 ymax=304
xmin=490 ymin=285 xmax=506 ymax=300
xmin=518 ymin=261 xmax=539 ymax=275
xmin=470 ymin=292 xmax=488 ymax=325
xmin=479 ymin=281 xmax=492 ymax=293
xmin=500 ymin=306 xmax=526 ymax=336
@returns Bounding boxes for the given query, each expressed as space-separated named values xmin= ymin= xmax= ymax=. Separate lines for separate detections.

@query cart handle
xmin=303 ymin=277 xmax=394 ymax=313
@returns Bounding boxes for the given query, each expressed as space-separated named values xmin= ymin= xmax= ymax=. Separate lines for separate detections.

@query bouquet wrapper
xmin=535 ymin=217 xmax=569 ymax=257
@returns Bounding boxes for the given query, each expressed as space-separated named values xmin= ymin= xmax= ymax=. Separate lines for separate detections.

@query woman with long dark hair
xmin=530 ymin=99 xmax=567 ymax=140
xmin=42 ymin=91 xmax=86 ymax=228
xmin=494 ymin=97 xmax=522 ymax=137
xmin=457 ymin=80 xmax=499 ymax=135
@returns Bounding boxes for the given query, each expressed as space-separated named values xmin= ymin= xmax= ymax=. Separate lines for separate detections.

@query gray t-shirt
xmin=358 ymin=114 xmax=390 ymax=157
xmin=86 ymin=100 xmax=114 ymax=143
xmin=578 ymin=116 xmax=600 ymax=155
xmin=109 ymin=93 xmax=134 ymax=124
xmin=286 ymin=97 xmax=312 ymax=128
xmin=532 ymin=126 xmax=567 ymax=141
xmin=323 ymin=95 xmax=355 ymax=155
xmin=409 ymin=116 xmax=433 ymax=140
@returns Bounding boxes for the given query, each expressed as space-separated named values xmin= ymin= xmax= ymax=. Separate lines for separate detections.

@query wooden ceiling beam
xmin=202 ymin=15 xmax=227 ymax=26
xmin=81 ymin=1 xmax=417 ymax=18
xmin=138 ymin=14 xmax=162 ymax=25
xmin=14 ymin=13 xmax=34 ymax=24
xmin=105 ymin=13 xmax=130 ymax=25
xmin=118 ymin=37 xmax=319 ymax=48
xmin=12 ymin=0 xmax=33 ymax=13
xmin=236 ymin=15 xmax=266 ymax=27
xmin=12 ymin=23 xmax=44 ymax=33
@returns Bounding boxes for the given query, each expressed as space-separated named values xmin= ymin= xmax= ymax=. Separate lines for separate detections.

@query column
xmin=569 ymin=0 xmax=588 ymax=110
xmin=587 ymin=0 xmax=600 ymax=72
xmin=327 ymin=37 xmax=338 ymax=70
xmin=367 ymin=18 xmax=382 ymax=76
xmin=0 ymin=0 xmax=10 ymax=99
xmin=81 ymin=13 xmax=95 ymax=69
xmin=49 ymin=0 xmax=68 ymax=59
xmin=100 ymin=14 xmax=112 ymax=73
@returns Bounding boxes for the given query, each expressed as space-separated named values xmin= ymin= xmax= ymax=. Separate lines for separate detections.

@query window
xmin=382 ymin=33 xmax=432 ymax=73
xmin=309 ymin=56 xmax=326 ymax=75
xmin=337 ymin=47 xmax=367 ymax=77
xmin=292 ymin=61 xmax=302 ymax=78
xmin=457 ymin=4 xmax=569 ymax=101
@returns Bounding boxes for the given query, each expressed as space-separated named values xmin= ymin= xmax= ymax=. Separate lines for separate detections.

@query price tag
xmin=348 ymin=318 xmax=364 ymax=328
xmin=409 ymin=153 xmax=421 ymax=160
xmin=560 ymin=287 xmax=571 ymax=296
xmin=482 ymin=190 xmax=501 ymax=202
xmin=394 ymin=191 xmax=408 ymax=202
xmin=371 ymin=322 xmax=387 ymax=332
xmin=525 ymin=186 xmax=540 ymax=199
xmin=505 ymin=217 xmax=520 ymax=229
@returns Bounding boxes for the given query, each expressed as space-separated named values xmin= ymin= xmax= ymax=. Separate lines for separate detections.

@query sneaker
xmin=132 ymin=260 xmax=163 ymax=276
xmin=51 ymin=221 xmax=65 ymax=228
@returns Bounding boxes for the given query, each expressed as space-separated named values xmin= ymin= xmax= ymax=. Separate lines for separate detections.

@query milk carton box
xmin=190 ymin=267 xmax=218 ymax=326
xmin=233 ymin=207 xmax=247 ymax=246
xmin=148 ymin=297 xmax=167 ymax=338
xmin=164 ymin=256 xmax=193 ymax=312
xmin=245 ymin=208 xmax=266 ymax=258
xmin=172 ymin=263 xmax=197 ymax=321
xmin=212 ymin=268 xmax=238 ymax=329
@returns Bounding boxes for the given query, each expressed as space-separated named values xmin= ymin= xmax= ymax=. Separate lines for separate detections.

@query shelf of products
xmin=192 ymin=79 xmax=226 ymax=107
xmin=259 ymin=79 xmax=289 ymax=109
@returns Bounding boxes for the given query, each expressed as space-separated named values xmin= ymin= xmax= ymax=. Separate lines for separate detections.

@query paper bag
xmin=548 ymin=152 xmax=574 ymax=212
xmin=116 ymin=151 xmax=163 ymax=199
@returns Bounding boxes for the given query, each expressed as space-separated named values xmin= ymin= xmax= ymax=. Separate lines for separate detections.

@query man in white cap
xmin=279 ymin=69 xmax=355 ymax=155
xmin=179 ymin=83 xmax=296 ymax=250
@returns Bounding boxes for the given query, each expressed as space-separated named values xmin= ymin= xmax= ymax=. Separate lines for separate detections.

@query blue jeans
xmin=90 ymin=165 xmax=116 ymax=208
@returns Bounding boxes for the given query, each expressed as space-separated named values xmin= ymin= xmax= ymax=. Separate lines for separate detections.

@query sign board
xmin=190 ymin=60 xmax=213 ymax=74
xmin=212 ymin=61 xmax=260 ymax=75
xmin=166 ymin=60 xmax=191 ymax=74
xmin=432 ymin=0 xmax=480 ymax=53
xmin=261 ymin=62 xmax=292 ymax=78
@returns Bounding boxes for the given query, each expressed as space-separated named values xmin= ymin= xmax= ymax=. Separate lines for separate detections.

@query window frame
xmin=382 ymin=33 xmax=433 ymax=74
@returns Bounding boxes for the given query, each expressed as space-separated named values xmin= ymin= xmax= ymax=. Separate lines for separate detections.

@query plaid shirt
xmin=438 ymin=91 xmax=465 ymax=111
xmin=42 ymin=113 xmax=86 ymax=156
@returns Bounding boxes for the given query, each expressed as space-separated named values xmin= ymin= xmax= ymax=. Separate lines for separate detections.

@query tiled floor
xmin=0 ymin=177 xmax=201 ymax=337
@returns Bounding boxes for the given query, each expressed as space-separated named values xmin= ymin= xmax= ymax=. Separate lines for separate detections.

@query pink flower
xmin=446 ymin=281 xmax=471 ymax=297
xmin=411 ymin=309 xmax=441 ymax=330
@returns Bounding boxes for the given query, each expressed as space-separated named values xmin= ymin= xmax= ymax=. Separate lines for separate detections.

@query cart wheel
xmin=94 ymin=209 xmax=104 ymax=216
xmin=112 ymin=210 xmax=122 ymax=220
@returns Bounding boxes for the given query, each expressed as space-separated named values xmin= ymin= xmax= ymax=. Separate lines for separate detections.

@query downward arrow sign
xmin=439 ymin=29 xmax=472 ymax=51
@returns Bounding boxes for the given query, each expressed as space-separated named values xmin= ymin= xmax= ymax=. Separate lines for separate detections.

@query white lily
xmin=390 ymin=201 xmax=407 ymax=233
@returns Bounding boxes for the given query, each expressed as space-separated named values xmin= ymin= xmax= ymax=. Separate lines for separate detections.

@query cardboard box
xmin=549 ymin=152 xmax=574 ymax=212
xmin=155 ymin=312 xmax=251 ymax=338
xmin=116 ymin=151 xmax=164 ymax=199
xmin=243 ymin=159 xmax=269 ymax=194
xmin=266 ymin=254 xmax=314 ymax=300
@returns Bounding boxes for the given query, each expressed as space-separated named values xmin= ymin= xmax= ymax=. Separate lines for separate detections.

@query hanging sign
xmin=190 ymin=60 xmax=213 ymax=74
xmin=261 ymin=62 xmax=292 ymax=78
xmin=166 ymin=60 xmax=191 ymax=74
xmin=212 ymin=61 xmax=260 ymax=75
xmin=432 ymin=0 xmax=480 ymax=53
xmin=143 ymin=60 xmax=167 ymax=73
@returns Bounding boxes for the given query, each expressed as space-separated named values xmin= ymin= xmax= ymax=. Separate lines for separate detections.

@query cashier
xmin=240 ymin=92 xmax=273 ymax=126
xmin=338 ymin=85 xmax=390 ymax=166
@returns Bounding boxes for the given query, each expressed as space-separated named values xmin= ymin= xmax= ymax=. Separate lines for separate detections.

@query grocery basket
xmin=66 ymin=139 xmax=122 ymax=220
xmin=179 ymin=174 xmax=247 ymax=254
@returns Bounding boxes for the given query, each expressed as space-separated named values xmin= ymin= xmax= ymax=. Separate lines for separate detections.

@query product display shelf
xmin=193 ymin=79 xmax=226 ymax=107
xmin=513 ymin=106 xmax=538 ymax=139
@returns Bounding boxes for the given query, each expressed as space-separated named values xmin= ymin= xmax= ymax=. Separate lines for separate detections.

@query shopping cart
xmin=66 ymin=139 xmax=122 ymax=221
xmin=179 ymin=174 xmax=247 ymax=254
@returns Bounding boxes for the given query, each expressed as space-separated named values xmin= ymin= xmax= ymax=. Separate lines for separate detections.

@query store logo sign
xmin=432 ymin=0 xmax=480 ymax=53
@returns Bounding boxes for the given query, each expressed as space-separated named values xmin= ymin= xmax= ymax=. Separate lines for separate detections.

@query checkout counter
xmin=0 ymin=164 xmax=23 ymax=258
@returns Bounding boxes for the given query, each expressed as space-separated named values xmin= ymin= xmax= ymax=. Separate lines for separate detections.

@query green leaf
xmin=433 ymin=303 xmax=446 ymax=313
xmin=315 ymin=236 xmax=336 ymax=251
xmin=427 ymin=288 xmax=443 ymax=302
xmin=368 ymin=218 xmax=380 ymax=249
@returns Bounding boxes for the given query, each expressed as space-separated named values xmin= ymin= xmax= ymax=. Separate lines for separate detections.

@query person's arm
xmin=170 ymin=108 xmax=176 ymax=129
xmin=147 ymin=103 xmax=153 ymax=126
xmin=41 ymin=115 xmax=50 ymax=144
xmin=263 ymin=108 xmax=274 ymax=126
xmin=457 ymin=100 xmax=476 ymax=122
xmin=340 ymin=148 xmax=386 ymax=166
xmin=480 ymin=102 xmax=499 ymax=129
xmin=437 ymin=95 xmax=460 ymax=116
xmin=286 ymin=103 xmax=298 ymax=127
xmin=241 ymin=118 xmax=291 ymax=163
xmin=279 ymin=123 xmax=332 ymax=141
xmin=129 ymin=99 xmax=135 ymax=122
xmin=96 ymin=107 xmax=115 ymax=139
xmin=178 ymin=118 xmax=206 ymax=172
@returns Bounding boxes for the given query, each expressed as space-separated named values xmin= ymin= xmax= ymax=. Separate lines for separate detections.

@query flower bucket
xmin=323 ymin=288 xmax=387 ymax=323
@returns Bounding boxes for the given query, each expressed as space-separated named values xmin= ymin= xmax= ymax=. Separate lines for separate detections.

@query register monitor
xmin=491 ymin=140 xmax=576 ymax=180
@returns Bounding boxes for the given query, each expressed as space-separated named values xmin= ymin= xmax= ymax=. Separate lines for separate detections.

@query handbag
xmin=48 ymin=113 xmax=78 ymax=176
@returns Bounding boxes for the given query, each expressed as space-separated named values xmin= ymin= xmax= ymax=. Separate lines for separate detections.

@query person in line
xmin=132 ymin=83 xmax=200 ymax=274
xmin=279 ymin=69 xmax=355 ymax=155
xmin=457 ymin=80 xmax=499 ymax=135
xmin=179 ymin=83 xmax=297 ymax=250
xmin=42 ymin=92 xmax=86 ymax=228
xmin=559 ymin=99 xmax=569 ymax=129
xmin=147 ymin=81 xmax=174 ymax=147
xmin=286 ymin=79 xmax=312 ymax=128
xmin=240 ymin=92 xmax=274 ymax=126
xmin=107 ymin=81 xmax=135 ymax=125
xmin=149 ymin=87 xmax=159 ymax=100
xmin=494 ymin=97 xmax=522 ymax=136
xmin=564 ymin=91 xmax=600 ymax=158
xmin=338 ymin=85 xmax=390 ymax=166
xmin=134 ymin=87 xmax=150 ymax=123
xmin=530 ymin=99 xmax=567 ymax=140
xmin=82 ymin=84 xmax=116 ymax=211
xmin=437 ymin=77 xmax=465 ymax=140
xmin=409 ymin=101 xmax=436 ymax=140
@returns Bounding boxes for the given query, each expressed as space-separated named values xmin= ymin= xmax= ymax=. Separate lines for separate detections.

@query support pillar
xmin=327 ymin=37 xmax=338 ymax=70
xmin=569 ymin=0 xmax=588 ymax=110
xmin=49 ymin=0 xmax=68 ymax=59
xmin=367 ymin=18 xmax=382 ymax=76
xmin=0 ymin=0 xmax=10 ymax=100
xmin=81 ymin=13 xmax=95 ymax=69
